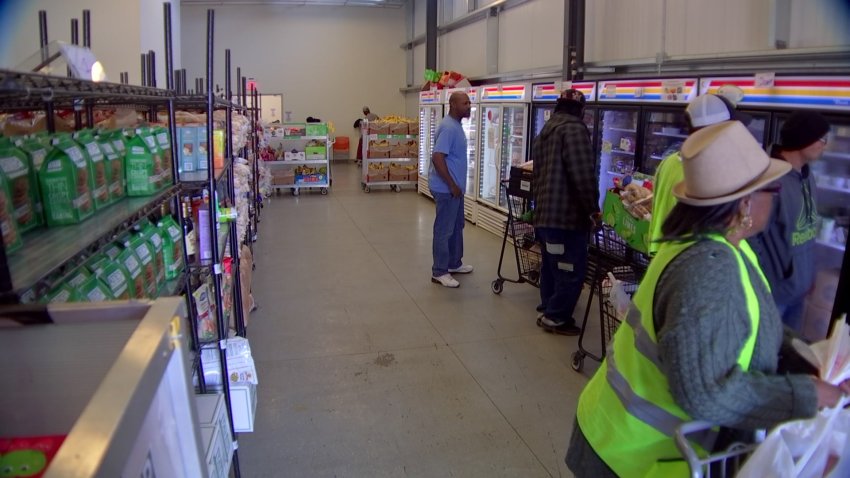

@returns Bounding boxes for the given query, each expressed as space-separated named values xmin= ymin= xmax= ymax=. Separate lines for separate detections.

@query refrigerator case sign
xmin=600 ymin=79 xmax=697 ymax=103
xmin=700 ymin=76 xmax=850 ymax=110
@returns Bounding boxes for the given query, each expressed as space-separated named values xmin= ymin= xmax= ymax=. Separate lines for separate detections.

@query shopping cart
xmin=675 ymin=421 xmax=760 ymax=478
xmin=571 ymin=225 xmax=650 ymax=371
xmin=491 ymin=176 xmax=541 ymax=295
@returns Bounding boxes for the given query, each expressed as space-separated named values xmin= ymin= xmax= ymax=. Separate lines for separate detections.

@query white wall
xmin=140 ymin=0 xmax=183 ymax=88
xmin=789 ymin=0 xmax=850 ymax=48
xmin=438 ymin=22 xmax=488 ymax=77
xmin=0 ymin=0 xmax=143 ymax=82
xmin=497 ymin=0 xmax=563 ymax=72
xmin=181 ymin=4 xmax=407 ymax=146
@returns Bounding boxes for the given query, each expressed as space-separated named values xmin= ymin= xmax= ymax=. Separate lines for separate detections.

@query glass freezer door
xmin=464 ymin=106 xmax=479 ymax=198
xmin=498 ymin=105 xmax=528 ymax=209
xmin=418 ymin=105 xmax=443 ymax=177
xmin=597 ymin=108 xmax=640 ymax=207
xmin=641 ymin=109 xmax=689 ymax=176
xmin=532 ymin=104 xmax=555 ymax=139
xmin=478 ymin=106 xmax=502 ymax=206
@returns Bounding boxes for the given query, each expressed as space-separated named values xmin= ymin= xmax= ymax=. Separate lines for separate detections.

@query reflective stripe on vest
xmin=576 ymin=236 xmax=765 ymax=478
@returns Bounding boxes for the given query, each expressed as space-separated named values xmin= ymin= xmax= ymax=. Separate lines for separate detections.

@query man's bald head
xmin=448 ymin=92 xmax=471 ymax=120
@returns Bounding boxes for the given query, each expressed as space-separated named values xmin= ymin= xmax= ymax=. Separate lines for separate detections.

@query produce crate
xmin=407 ymin=142 xmax=420 ymax=158
xmin=368 ymin=147 xmax=391 ymax=159
xmin=390 ymin=144 xmax=409 ymax=158
xmin=367 ymin=168 xmax=389 ymax=183
xmin=305 ymin=145 xmax=326 ymax=159
xmin=409 ymin=122 xmax=420 ymax=135
xmin=602 ymin=190 xmax=650 ymax=254
xmin=408 ymin=170 xmax=418 ymax=182
xmin=369 ymin=123 xmax=390 ymax=135
xmin=389 ymin=167 xmax=408 ymax=182
xmin=305 ymin=123 xmax=328 ymax=136
xmin=272 ymin=172 xmax=295 ymax=185
xmin=389 ymin=123 xmax=408 ymax=135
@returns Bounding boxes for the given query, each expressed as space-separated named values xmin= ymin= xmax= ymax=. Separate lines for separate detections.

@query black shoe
xmin=540 ymin=316 xmax=581 ymax=336
xmin=536 ymin=304 xmax=546 ymax=313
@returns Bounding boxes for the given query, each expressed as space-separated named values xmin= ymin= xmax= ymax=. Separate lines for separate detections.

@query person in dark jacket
xmin=750 ymin=111 xmax=830 ymax=331
xmin=531 ymin=89 xmax=599 ymax=335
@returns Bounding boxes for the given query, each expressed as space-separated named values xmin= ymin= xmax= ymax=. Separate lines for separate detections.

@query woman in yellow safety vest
xmin=566 ymin=121 xmax=850 ymax=478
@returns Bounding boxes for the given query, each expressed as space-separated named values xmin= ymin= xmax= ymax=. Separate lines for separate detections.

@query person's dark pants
xmin=432 ymin=191 xmax=465 ymax=277
xmin=536 ymin=227 xmax=588 ymax=325
xmin=776 ymin=298 xmax=806 ymax=332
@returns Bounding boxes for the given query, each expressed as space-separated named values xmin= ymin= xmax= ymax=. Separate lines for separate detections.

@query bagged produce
xmin=40 ymin=136 xmax=95 ymax=225
xmin=158 ymin=215 xmax=184 ymax=280
xmin=116 ymin=245 xmax=145 ymax=299
xmin=0 ymin=139 xmax=39 ymax=232
xmin=15 ymin=137 xmax=50 ymax=228
xmin=0 ymin=167 xmax=22 ymax=254
xmin=96 ymin=131 xmax=125 ymax=202
xmin=73 ymin=130 xmax=110 ymax=209
xmin=124 ymin=130 xmax=160 ymax=196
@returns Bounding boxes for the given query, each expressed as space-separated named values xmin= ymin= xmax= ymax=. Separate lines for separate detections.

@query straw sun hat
xmin=673 ymin=121 xmax=791 ymax=206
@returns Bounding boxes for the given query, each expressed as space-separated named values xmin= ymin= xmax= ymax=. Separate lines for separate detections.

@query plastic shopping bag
xmin=605 ymin=272 xmax=631 ymax=321
xmin=737 ymin=397 xmax=850 ymax=478
xmin=810 ymin=318 xmax=850 ymax=385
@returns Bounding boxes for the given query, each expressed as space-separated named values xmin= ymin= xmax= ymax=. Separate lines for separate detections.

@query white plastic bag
xmin=605 ymin=272 xmax=631 ymax=321
xmin=737 ymin=396 xmax=850 ymax=478
xmin=810 ymin=319 xmax=850 ymax=385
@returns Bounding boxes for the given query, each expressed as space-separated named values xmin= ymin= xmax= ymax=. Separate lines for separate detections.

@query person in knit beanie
xmin=750 ymin=110 xmax=830 ymax=331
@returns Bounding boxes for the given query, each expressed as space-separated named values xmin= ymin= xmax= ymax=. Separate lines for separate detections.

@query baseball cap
xmin=686 ymin=94 xmax=752 ymax=128
xmin=559 ymin=88 xmax=586 ymax=106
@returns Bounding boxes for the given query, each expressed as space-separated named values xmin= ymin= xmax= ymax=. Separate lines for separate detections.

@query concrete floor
xmin=238 ymin=162 xmax=605 ymax=477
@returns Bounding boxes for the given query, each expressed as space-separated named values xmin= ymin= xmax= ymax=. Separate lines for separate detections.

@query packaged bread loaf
xmin=159 ymin=215 xmax=184 ymax=280
xmin=116 ymin=244 xmax=145 ymax=299
xmin=125 ymin=130 xmax=159 ymax=196
xmin=154 ymin=126 xmax=173 ymax=186
xmin=126 ymin=234 xmax=158 ymax=298
xmin=73 ymin=130 xmax=110 ymax=209
xmin=0 ymin=139 xmax=38 ymax=233
xmin=139 ymin=221 xmax=166 ymax=291
xmin=40 ymin=136 xmax=95 ymax=225
xmin=15 ymin=137 xmax=50 ymax=228
xmin=96 ymin=131 xmax=125 ymax=202
xmin=138 ymin=128 xmax=166 ymax=189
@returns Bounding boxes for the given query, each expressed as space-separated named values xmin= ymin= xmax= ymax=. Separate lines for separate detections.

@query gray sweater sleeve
xmin=653 ymin=241 xmax=817 ymax=431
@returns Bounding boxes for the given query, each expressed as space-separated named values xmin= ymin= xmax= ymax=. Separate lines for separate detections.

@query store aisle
xmin=238 ymin=162 xmax=599 ymax=477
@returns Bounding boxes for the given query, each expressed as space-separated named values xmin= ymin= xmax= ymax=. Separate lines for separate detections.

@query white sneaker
xmin=431 ymin=274 xmax=460 ymax=288
xmin=448 ymin=264 xmax=474 ymax=274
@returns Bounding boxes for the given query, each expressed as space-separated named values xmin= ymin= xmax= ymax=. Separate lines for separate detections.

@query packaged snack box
xmin=65 ymin=268 xmax=92 ymax=290
xmin=196 ymin=126 xmax=209 ymax=171
xmin=0 ymin=139 xmax=39 ymax=232
xmin=138 ymin=128 xmax=166 ymax=188
xmin=87 ymin=253 xmax=131 ymax=300
xmin=179 ymin=126 xmax=197 ymax=172
xmin=73 ymin=130 xmax=110 ymax=209
xmin=41 ymin=136 xmax=95 ymax=225
xmin=45 ymin=283 xmax=80 ymax=303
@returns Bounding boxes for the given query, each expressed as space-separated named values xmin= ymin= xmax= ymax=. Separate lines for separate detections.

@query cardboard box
xmin=389 ymin=167 xmax=408 ymax=182
xmin=305 ymin=145 xmax=326 ymax=159
xmin=407 ymin=141 xmax=420 ymax=158
xmin=408 ymin=170 xmax=418 ymax=182
xmin=390 ymin=144 xmax=409 ymax=158
xmin=389 ymin=123 xmax=408 ymax=135
xmin=272 ymin=172 xmax=295 ymax=185
xmin=196 ymin=126 xmax=209 ymax=170
xmin=369 ymin=123 xmax=390 ymax=135
xmin=602 ymin=190 xmax=650 ymax=254
xmin=368 ymin=147 xmax=391 ymax=159
xmin=200 ymin=426 xmax=231 ymax=478
xmin=196 ymin=393 xmax=234 ymax=476
xmin=178 ymin=127 xmax=196 ymax=172
xmin=305 ymin=123 xmax=328 ymax=136
xmin=367 ymin=168 xmax=389 ymax=183
xmin=409 ymin=122 xmax=420 ymax=135
xmin=283 ymin=123 xmax=306 ymax=137
xmin=284 ymin=151 xmax=306 ymax=161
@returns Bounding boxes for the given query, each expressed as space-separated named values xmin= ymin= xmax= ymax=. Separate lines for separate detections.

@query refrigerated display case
xmin=417 ymin=89 xmax=445 ymax=199
xmin=475 ymin=84 xmax=530 ymax=237
xmin=595 ymin=78 xmax=698 ymax=205
xmin=443 ymin=86 xmax=481 ymax=223
xmin=700 ymin=74 xmax=850 ymax=334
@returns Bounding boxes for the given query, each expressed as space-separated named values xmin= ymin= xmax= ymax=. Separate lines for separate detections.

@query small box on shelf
xmin=284 ymin=151 xmax=306 ymax=161
xmin=368 ymin=147 xmax=391 ymax=159
xmin=367 ymin=167 xmax=389 ymax=183
xmin=409 ymin=122 xmax=420 ymax=135
xmin=408 ymin=170 xmax=419 ymax=182
xmin=305 ymin=145 xmax=326 ymax=159
xmin=305 ymin=123 xmax=328 ymax=137
xmin=283 ymin=123 xmax=306 ymax=137
xmin=390 ymin=144 xmax=409 ymax=158
xmin=272 ymin=171 xmax=295 ymax=185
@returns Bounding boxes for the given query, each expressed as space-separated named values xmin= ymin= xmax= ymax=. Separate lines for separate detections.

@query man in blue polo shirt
xmin=430 ymin=91 xmax=472 ymax=288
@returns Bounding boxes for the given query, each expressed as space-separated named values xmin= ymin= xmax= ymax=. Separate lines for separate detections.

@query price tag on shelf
xmin=755 ymin=72 xmax=775 ymax=88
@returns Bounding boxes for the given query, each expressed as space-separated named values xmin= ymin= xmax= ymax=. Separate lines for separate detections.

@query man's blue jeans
xmin=535 ymin=227 xmax=588 ymax=325
xmin=432 ymin=191 xmax=465 ymax=277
